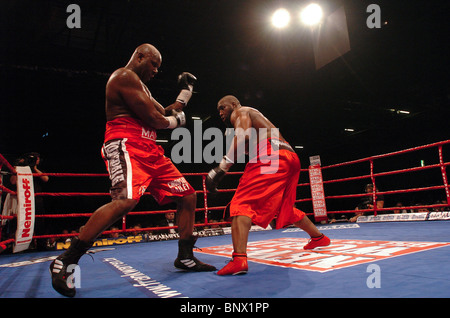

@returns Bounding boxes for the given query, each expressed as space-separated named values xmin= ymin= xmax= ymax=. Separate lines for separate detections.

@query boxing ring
xmin=1 ymin=140 xmax=450 ymax=300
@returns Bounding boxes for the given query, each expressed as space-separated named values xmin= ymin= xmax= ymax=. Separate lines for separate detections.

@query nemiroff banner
xmin=309 ymin=156 xmax=327 ymax=222
xmin=13 ymin=166 xmax=35 ymax=253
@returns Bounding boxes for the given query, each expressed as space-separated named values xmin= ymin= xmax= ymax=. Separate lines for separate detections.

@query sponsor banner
xmin=57 ymin=235 xmax=146 ymax=250
xmin=13 ymin=166 xmax=35 ymax=253
xmin=56 ymin=228 xmax=225 ymax=250
xmin=283 ymin=224 xmax=360 ymax=232
xmin=197 ymin=238 xmax=450 ymax=273
xmin=428 ymin=211 xmax=450 ymax=221
xmin=358 ymin=212 xmax=428 ymax=223
xmin=309 ymin=165 xmax=327 ymax=222
xmin=222 ymin=224 xmax=271 ymax=235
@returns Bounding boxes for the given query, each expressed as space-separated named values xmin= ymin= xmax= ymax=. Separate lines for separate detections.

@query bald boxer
xmin=206 ymin=95 xmax=330 ymax=275
xmin=50 ymin=44 xmax=215 ymax=297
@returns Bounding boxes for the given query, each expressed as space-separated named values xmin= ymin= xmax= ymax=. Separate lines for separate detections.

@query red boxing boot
xmin=303 ymin=234 xmax=330 ymax=250
xmin=217 ymin=253 xmax=248 ymax=276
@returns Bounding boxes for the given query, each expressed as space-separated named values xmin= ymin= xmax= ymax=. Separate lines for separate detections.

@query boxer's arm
xmin=137 ymin=79 xmax=175 ymax=116
xmin=147 ymin=94 xmax=165 ymax=116
xmin=163 ymin=102 xmax=185 ymax=115
xmin=225 ymin=110 xmax=252 ymax=165
xmin=162 ymin=72 xmax=196 ymax=115
xmin=115 ymin=70 xmax=180 ymax=129
xmin=150 ymin=98 xmax=184 ymax=116
xmin=148 ymin=71 xmax=196 ymax=116
xmin=205 ymin=110 xmax=252 ymax=193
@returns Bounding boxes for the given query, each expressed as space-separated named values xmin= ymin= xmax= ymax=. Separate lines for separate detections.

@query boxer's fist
xmin=178 ymin=72 xmax=196 ymax=91
xmin=176 ymin=72 xmax=196 ymax=105
xmin=173 ymin=109 xmax=186 ymax=127
xmin=205 ymin=166 xmax=226 ymax=193
xmin=166 ymin=110 xmax=186 ymax=129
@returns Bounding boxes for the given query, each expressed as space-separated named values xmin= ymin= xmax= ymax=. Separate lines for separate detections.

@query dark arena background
xmin=0 ymin=0 xmax=449 ymax=306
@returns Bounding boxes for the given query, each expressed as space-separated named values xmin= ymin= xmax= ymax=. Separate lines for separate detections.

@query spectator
xmin=413 ymin=203 xmax=429 ymax=213
xmin=131 ymin=223 xmax=144 ymax=236
xmin=329 ymin=214 xmax=349 ymax=223
xmin=157 ymin=212 xmax=177 ymax=234
xmin=350 ymin=183 xmax=384 ymax=222
xmin=393 ymin=202 xmax=408 ymax=214
xmin=432 ymin=200 xmax=447 ymax=212
xmin=10 ymin=152 xmax=49 ymax=186
xmin=108 ymin=226 xmax=124 ymax=238
xmin=206 ymin=218 xmax=225 ymax=229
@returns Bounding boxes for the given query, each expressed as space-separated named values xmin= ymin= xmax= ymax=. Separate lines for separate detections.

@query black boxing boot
xmin=49 ymin=237 xmax=93 ymax=297
xmin=174 ymin=236 xmax=216 ymax=272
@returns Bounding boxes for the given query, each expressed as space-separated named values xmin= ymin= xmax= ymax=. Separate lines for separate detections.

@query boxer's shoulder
xmin=108 ymin=68 xmax=139 ymax=87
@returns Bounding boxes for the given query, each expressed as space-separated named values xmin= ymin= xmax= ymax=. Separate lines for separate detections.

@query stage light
xmin=300 ymin=3 xmax=323 ymax=26
xmin=271 ymin=8 xmax=291 ymax=28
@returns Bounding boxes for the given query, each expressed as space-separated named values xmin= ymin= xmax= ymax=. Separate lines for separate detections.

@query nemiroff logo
xmin=198 ymin=238 xmax=450 ymax=272
xmin=21 ymin=178 xmax=33 ymax=239
xmin=14 ymin=166 xmax=35 ymax=253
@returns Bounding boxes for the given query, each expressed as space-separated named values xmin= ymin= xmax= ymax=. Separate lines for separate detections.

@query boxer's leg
xmin=171 ymin=193 xmax=217 ymax=272
xmin=293 ymin=215 xmax=322 ymax=238
xmin=79 ymin=198 xmax=137 ymax=242
xmin=50 ymin=199 xmax=137 ymax=297
xmin=216 ymin=215 xmax=250 ymax=275
xmin=171 ymin=192 xmax=196 ymax=240
xmin=231 ymin=215 xmax=252 ymax=254
xmin=294 ymin=216 xmax=330 ymax=250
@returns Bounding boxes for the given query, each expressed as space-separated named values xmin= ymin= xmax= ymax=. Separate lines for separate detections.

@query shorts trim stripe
xmin=121 ymin=138 xmax=133 ymax=200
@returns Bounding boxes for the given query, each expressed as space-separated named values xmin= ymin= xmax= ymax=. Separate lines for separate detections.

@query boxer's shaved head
xmin=134 ymin=43 xmax=161 ymax=61
xmin=218 ymin=95 xmax=241 ymax=107
xmin=126 ymin=43 xmax=161 ymax=82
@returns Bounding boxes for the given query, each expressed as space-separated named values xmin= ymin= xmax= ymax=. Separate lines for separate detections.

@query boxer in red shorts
xmin=206 ymin=95 xmax=330 ymax=275
xmin=50 ymin=44 xmax=215 ymax=297
xmin=102 ymin=116 xmax=194 ymax=205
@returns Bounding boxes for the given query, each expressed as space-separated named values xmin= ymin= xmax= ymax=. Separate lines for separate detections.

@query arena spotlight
xmin=271 ymin=8 xmax=291 ymax=28
xmin=300 ymin=3 xmax=323 ymax=26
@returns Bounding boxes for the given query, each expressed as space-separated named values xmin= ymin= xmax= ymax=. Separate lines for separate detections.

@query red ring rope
xmin=1 ymin=140 xmax=449 ymax=250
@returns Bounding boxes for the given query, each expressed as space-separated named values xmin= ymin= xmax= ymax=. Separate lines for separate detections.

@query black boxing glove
xmin=206 ymin=167 xmax=226 ymax=193
xmin=166 ymin=110 xmax=186 ymax=129
xmin=205 ymin=156 xmax=233 ymax=193
xmin=176 ymin=72 xmax=196 ymax=105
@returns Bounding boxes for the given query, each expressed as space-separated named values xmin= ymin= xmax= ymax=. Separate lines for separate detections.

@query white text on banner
xmin=309 ymin=164 xmax=328 ymax=222
xmin=13 ymin=166 xmax=35 ymax=253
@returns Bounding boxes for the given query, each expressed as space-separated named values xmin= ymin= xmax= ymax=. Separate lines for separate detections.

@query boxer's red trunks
xmin=228 ymin=138 xmax=306 ymax=229
xmin=101 ymin=116 xmax=194 ymax=203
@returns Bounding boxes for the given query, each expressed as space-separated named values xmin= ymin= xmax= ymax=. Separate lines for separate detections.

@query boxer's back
xmin=236 ymin=106 xmax=288 ymax=143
